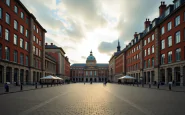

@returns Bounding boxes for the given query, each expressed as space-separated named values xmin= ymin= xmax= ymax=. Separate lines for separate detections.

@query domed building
xmin=70 ymin=51 xmax=109 ymax=82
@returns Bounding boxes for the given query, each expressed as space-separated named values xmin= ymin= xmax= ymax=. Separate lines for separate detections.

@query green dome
xmin=86 ymin=50 xmax=96 ymax=61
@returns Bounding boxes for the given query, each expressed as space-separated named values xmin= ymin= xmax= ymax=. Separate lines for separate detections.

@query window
xmin=34 ymin=25 xmax=35 ymax=30
xmin=90 ymin=71 xmax=92 ymax=76
xmin=174 ymin=0 xmax=180 ymax=9
xmin=39 ymin=49 xmax=41 ymax=57
xmin=5 ymin=29 xmax=10 ymax=41
xmin=165 ymin=8 xmax=170 ymax=16
xmin=36 ymin=38 xmax=38 ymax=44
xmin=25 ymin=30 xmax=28 ymax=37
xmin=184 ymin=12 xmax=185 ymax=21
xmin=20 ymin=38 xmax=24 ymax=48
xmin=26 ymin=56 xmax=28 ymax=66
xmin=14 ymin=34 xmax=18 ymax=45
xmin=0 ymin=44 xmax=2 ymax=59
xmin=152 ymin=34 xmax=154 ymax=41
xmin=175 ymin=16 xmax=180 ymax=26
xmin=25 ymin=41 xmax=28 ymax=50
xmin=20 ymin=53 xmax=24 ymax=65
xmin=5 ymin=46 xmax=10 ymax=61
xmin=14 ymin=20 xmax=18 ymax=30
xmin=152 ymin=58 xmax=154 ymax=67
xmin=86 ymin=71 xmax=88 ymax=76
xmin=161 ymin=54 xmax=165 ymax=64
xmin=37 ymin=28 xmax=38 ymax=33
xmin=6 ymin=13 xmax=10 ymax=24
xmin=161 ymin=26 xmax=164 ymax=35
xmin=167 ymin=22 xmax=172 ymax=31
xmin=161 ymin=40 xmax=165 ymax=50
xmin=39 ymin=41 xmax=41 ymax=46
xmin=0 ymin=25 xmax=2 ymax=37
xmin=168 ymin=51 xmax=172 ymax=63
xmin=20 ymin=25 xmax=24 ymax=34
xmin=0 ymin=8 xmax=2 ymax=19
xmin=144 ymin=40 xmax=146 ymax=46
xmin=33 ymin=36 xmax=35 ymax=41
xmin=33 ymin=46 xmax=35 ymax=54
xmin=148 ymin=48 xmax=150 ymax=55
xmin=148 ymin=37 xmax=150 ymax=43
xmin=14 ymin=50 xmax=18 ymax=63
xmin=152 ymin=21 xmax=156 ymax=27
xmin=6 ymin=0 xmax=10 ymax=6
xmin=36 ymin=48 xmax=38 ymax=55
xmin=152 ymin=45 xmax=154 ymax=53
xmin=167 ymin=36 xmax=172 ymax=47
xmin=14 ymin=6 xmax=18 ymax=13
xmin=148 ymin=59 xmax=150 ymax=68
xmin=26 ymin=17 xmax=29 ymax=24
xmin=175 ymin=31 xmax=180 ymax=44
xmin=95 ymin=71 xmax=96 ymax=76
xmin=176 ymin=48 xmax=181 ymax=61
xmin=21 ymin=12 xmax=24 ymax=19
xmin=144 ymin=49 xmax=146 ymax=56
xmin=144 ymin=61 xmax=146 ymax=68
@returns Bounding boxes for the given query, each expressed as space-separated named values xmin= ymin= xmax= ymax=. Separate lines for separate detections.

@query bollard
xmin=157 ymin=83 xmax=159 ymax=89
xmin=169 ymin=84 xmax=171 ymax=90
xmin=20 ymin=84 xmax=23 ymax=91
xmin=35 ymin=83 xmax=37 ymax=89
xmin=41 ymin=84 xmax=43 ymax=88
xmin=51 ymin=84 xmax=52 ymax=87
xmin=137 ymin=82 xmax=139 ymax=87
xmin=142 ymin=83 xmax=144 ymax=87
xmin=149 ymin=83 xmax=151 ymax=88
xmin=47 ymin=84 xmax=48 ymax=87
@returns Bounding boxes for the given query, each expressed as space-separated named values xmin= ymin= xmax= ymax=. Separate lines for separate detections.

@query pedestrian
xmin=4 ymin=83 xmax=9 ymax=92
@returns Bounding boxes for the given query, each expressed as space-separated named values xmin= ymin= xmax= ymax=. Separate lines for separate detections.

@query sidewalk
xmin=116 ymin=83 xmax=185 ymax=92
xmin=0 ymin=84 xmax=63 ymax=95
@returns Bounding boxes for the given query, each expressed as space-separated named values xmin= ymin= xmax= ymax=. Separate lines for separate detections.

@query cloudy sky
xmin=21 ymin=0 xmax=173 ymax=64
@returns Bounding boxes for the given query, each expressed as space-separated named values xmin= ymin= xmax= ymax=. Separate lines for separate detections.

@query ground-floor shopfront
xmin=72 ymin=77 xmax=107 ymax=82
xmin=0 ymin=61 xmax=44 ymax=85
xmin=110 ymin=61 xmax=185 ymax=86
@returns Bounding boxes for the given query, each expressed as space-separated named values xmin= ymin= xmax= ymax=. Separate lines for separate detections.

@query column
xmin=11 ymin=68 xmax=14 ymax=83
xmin=3 ymin=66 xmax=6 ymax=83
xmin=18 ymin=69 xmax=20 ymax=85
xmin=165 ymin=68 xmax=168 ymax=84
xmin=146 ymin=72 xmax=148 ymax=84
xmin=180 ymin=66 xmax=183 ymax=86
xmin=29 ymin=69 xmax=33 ymax=84
xmin=24 ymin=70 xmax=27 ymax=84
xmin=150 ymin=71 xmax=152 ymax=84
xmin=172 ymin=67 xmax=175 ymax=83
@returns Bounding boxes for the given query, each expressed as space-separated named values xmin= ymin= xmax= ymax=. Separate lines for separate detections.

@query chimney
xmin=45 ymin=43 xmax=48 ymax=45
xmin=159 ymin=1 xmax=166 ymax=16
xmin=144 ymin=18 xmax=151 ymax=29
xmin=51 ymin=43 xmax=53 ymax=45
xmin=134 ymin=32 xmax=138 ymax=38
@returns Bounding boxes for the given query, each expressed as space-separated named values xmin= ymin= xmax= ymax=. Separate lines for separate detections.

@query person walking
xmin=4 ymin=83 xmax=9 ymax=92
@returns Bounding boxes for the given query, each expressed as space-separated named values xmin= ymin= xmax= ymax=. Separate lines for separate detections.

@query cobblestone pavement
xmin=0 ymin=83 xmax=185 ymax=115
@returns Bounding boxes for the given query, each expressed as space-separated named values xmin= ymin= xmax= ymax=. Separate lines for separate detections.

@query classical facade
xmin=45 ymin=43 xmax=70 ymax=80
xmin=45 ymin=53 xmax=56 ymax=76
xmin=109 ymin=0 xmax=185 ymax=86
xmin=0 ymin=0 xmax=46 ymax=84
xmin=71 ymin=51 xmax=109 ymax=82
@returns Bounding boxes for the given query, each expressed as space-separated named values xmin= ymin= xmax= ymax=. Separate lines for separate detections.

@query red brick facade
xmin=111 ymin=0 xmax=185 ymax=85
xmin=65 ymin=56 xmax=70 ymax=78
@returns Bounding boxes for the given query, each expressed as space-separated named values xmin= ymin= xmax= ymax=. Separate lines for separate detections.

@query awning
xmin=118 ymin=75 xmax=135 ymax=80
xmin=40 ymin=75 xmax=63 ymax=80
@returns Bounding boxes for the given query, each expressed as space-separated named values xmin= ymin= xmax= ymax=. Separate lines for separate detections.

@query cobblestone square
xmin=0 ymin=83 xmax=185 ymax=115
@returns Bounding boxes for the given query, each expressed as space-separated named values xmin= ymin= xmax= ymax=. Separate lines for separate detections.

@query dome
xmin=86 ymin=50 xmax=96 ymax=61
xmin=87 ymin=55 xmax=96 ymax=61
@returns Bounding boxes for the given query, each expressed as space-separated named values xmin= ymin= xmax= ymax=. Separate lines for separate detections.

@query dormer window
xmin=152 ymin=21 xmax=156 ymax=28
xmin=174 ymin=0 xmax=180 ymax=9
xmin=147 ymin=26 xmax=150 ymax=32
xmin=165 ymin=8 xmax=170 ymax=16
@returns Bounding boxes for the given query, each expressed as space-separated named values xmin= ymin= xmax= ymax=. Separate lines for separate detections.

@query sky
xmin=20 ymin=0 xmax=173 ymax=64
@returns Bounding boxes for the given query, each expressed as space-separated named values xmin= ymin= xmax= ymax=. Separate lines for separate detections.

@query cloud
xmin=81 ymin=56 xmax=87 ymax=60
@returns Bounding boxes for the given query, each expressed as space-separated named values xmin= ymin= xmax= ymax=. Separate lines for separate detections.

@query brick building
xmin=64 ymin=56 xmax=70 ymax=79
xmin=71 ymin=51 xmax=109 ymax=82
xmin=0 ymin=0 xmax=46 ymax=84
xmin=110 ymin=0 xmax=185 ymax=86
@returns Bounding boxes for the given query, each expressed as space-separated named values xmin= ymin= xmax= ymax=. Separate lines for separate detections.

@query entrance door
xmin=94 ymin=78 xmax=96 ymax=82
xmin=86 ymin=78 xmax=88 ymax=82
